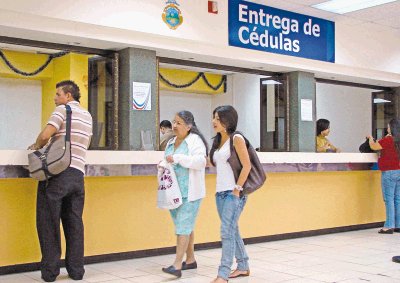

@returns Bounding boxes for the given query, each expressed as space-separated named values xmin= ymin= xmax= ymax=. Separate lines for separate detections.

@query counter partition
xmin=0 ymin=150 xmax=383 ymax=274
xmin=0 ymin=150 xmax=378 ymax=178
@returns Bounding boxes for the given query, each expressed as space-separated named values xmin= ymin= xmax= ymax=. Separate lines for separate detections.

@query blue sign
xmin=228 ymin=0 xmax=335 ymax=62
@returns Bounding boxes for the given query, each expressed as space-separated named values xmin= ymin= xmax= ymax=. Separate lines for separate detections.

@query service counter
xmin=0 ymin=150 xmax=384 ymax=273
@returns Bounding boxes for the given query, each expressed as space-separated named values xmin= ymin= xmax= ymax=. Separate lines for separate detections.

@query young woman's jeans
xmin=381 ymin=170 xmax=400 ymax=228
xmin=216 ymin=191 xmax=249 ymax=280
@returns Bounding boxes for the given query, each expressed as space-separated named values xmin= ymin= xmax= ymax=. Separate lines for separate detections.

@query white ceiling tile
xmin=295 ymin=6 xmax=337 ymax=20
xmin=286 ymin=0 xmax=327 ymax=6
xmin=345 ymin=1 xmax=400 ymax=21
xmin=374 ymin=16 xmax=400 ymax=28
xmin=356 ymin=21 xmax=396 ymax=32
xmin=243 ymin=0 xmax=400 ymax=32
xmin=333 ymin=16 xmax=365 ymax=26
xmin=244 ymin=0 xmax=304 ymax=12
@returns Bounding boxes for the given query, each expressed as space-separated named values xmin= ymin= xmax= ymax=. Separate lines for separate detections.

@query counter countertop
xmin=0 ymin=150 xmax=378 ymax=165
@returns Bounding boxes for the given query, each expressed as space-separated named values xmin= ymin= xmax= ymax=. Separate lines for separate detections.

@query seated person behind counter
xmin=160 ymin=120 xmax=175 ymax=151
xmin=316 ymin=118 xmax=341 ymax=153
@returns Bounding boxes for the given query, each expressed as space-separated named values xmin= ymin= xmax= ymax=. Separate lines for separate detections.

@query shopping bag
xmin=157 ymin=160 xmax=182 ymax=209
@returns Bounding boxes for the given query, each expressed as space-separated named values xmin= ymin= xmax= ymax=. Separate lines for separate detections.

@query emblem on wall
xmin=162 ymin=0 xmax=183 ymax=30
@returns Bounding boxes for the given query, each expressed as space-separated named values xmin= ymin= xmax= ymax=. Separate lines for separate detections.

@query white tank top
xmin=213 ymin=135 xmax=244 ymax=192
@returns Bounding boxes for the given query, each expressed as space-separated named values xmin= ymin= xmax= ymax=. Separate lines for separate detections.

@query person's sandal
xmin=228 ymin=269 xmax=250 ymax=278
xmin=212 ymin=277 xmax=229 ymax=283
xmin=182 ymin=261 xmax=197 ymax=270
xmin=162 ymin=265 xmax=182 ymax=278
xmin=378 ymin=228 xmax=394 ymax=234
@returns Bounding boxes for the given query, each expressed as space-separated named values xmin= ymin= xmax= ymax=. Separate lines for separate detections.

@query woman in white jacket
xmin=161 ymin=110 xmax=208 ymax=279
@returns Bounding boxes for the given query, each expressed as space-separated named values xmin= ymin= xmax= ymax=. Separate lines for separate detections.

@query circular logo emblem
xmin=162 ymin=4 xmax=183 ymax=30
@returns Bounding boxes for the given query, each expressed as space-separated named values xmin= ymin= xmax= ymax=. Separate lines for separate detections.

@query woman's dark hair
xmin=209 ymin=105 xmax=238 ymax=166
xmin=176 ymin=110 xmax=209 ymax=155
xmin=389 ymin=118 xmax=400 ymax=157
xmin=316 ymin=118 xmax=330 ymax=136
xmin=160 ymin=120 xmax=172 ymax=129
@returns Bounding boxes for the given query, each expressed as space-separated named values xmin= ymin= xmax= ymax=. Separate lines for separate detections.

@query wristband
xmin=234 ymin=184 xmax=243 ymax=191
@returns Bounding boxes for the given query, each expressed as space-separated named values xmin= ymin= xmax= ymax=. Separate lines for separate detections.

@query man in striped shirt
xmin=29 ymin=80 xmax=93 ymax=282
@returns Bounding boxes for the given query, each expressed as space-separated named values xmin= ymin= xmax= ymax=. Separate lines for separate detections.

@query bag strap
xmin=65 ymin=104 xmax=72 ymax=142
xmin=229 ymin=131 xmax=250 ymax=154
xmin=43 ymin=104 xmax=72 ymax=156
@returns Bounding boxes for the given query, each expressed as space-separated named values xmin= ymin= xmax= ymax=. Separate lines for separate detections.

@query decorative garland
xmin=159 ymin=72 xmax=226 ymax=92
xmin=0 ymin=49 xmax=227 ymax=93
xmin=0 ymin=50 xmax=69 ymax=77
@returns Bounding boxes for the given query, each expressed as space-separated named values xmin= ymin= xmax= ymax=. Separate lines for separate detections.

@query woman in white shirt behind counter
xmin=209 ymin=105 xmax=252 ymax=283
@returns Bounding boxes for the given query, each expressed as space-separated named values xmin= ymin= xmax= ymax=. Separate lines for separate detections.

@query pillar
xmin=288 ymin=71 xmax=316 ymax=152
xmin=118 ymin=48 xmax=158 ymax=150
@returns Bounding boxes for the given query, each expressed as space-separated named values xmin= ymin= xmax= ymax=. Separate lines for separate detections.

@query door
xmin=260 ymin=75 xmax=288 ymax=151
xmin=372 ymin=91 xmax=395 ymax=139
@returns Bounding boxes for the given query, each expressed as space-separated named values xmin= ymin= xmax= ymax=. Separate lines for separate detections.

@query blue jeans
xmin=381 ymin=170 xmax=400 ymax=228
xmin=216 ymin=191 xmax=249 ymax=280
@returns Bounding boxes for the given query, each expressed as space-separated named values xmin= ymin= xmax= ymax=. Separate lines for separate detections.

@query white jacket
xmin=166 ymin=133 xmax=207 ymax=202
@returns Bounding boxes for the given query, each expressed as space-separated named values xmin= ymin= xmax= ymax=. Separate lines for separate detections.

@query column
xmin=118 ymin=48 xmax=158 ymax=150
xmin=288 ymin=71 xmax=316 ymax=152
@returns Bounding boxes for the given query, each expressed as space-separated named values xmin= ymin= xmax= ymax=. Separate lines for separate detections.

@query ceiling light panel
xmin=312 ymin=0 xmax=397 ymax=14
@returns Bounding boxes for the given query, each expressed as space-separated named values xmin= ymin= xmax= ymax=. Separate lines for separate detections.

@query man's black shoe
xmin=69 ymin=274 xmax=84 ymax=281
xmin=41 ymin=276 xmax=56 ymax=282
xmin=393 ymin=256 xmax=400 ymax=263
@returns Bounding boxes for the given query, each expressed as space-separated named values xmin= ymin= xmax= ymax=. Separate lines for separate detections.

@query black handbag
xmin=28 ymin=105 xmax=72 ymax=181
xmin=227 ymin=131 xmax=266 ymax=195
xmin=359 ymin=138 xmax=374 ymax=153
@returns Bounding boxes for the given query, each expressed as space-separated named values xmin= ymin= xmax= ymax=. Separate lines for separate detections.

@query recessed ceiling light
xmin=313 ymin=0 xmax=396 ymax=14
xmin=262 ymin=80 xmax=282 ymax=85
xmin=67 ymin=42 xmax=81 ymax=45
xmin=374 ymin=98 xmax=391 ymax=104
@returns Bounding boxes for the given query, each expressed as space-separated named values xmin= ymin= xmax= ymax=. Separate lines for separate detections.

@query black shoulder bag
xmin=28 ymin=105 xmax=72 ymax=181
xmin=227 ymin=131 xmax=267 ymax=195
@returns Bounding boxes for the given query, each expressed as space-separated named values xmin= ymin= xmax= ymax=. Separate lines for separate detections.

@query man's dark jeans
xmin=36 ymin=167 xmax=85 ymax=281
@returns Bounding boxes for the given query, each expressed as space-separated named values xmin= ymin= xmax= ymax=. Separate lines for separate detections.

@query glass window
xmin=88 ymin=56 xmax=116 ymax=149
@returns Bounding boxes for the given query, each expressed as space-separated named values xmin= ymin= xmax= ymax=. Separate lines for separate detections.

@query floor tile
xmin=3 ymin=229 xmax=400 ymax=283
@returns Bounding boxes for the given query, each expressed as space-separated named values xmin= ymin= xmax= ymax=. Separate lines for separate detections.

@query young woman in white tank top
xmin=209 ymin=105 xmax=252 ymax=283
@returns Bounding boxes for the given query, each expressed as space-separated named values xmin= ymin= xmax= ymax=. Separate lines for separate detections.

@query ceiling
xmin=249 ymin=0 xmax=400 ymax=33
xmin=0 ymin=1 xmax=399 ymax=87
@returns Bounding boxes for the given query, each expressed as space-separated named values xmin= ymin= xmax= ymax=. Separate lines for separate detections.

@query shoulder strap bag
xmin=28 ymin=105 xmax=72 ymax=181
xmin=227 ymin=131 xmax=266 ymax=195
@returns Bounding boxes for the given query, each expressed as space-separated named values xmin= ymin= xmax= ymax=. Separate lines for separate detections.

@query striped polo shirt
xmin=47 ymin=101 xmax=93 ymax=174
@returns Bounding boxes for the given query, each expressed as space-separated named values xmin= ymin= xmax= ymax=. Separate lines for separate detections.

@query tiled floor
xmin=3 ymin=228 xmax=400 ymax=283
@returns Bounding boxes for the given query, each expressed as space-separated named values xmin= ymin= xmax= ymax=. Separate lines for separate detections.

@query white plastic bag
xmin=157 ymin=160 xmax=182 ymax=209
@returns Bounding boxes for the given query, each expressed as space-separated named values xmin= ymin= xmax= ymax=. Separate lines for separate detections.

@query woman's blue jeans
xmin=381 ymin=170 xmax=400 ymax=228
xmin=215 ymin=191 xmax=249 ymax=280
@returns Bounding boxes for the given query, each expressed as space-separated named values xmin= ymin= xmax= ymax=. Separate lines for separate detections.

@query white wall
xmin=232 ymin=73 xmax=262 ymax=148
xmin=211 ymin=75 xmax=234 ymax=116
xmin=335 ymin=22 xmax=400 ymax=74
xmin=0 ymin=77 xmax=41 ymax=149
xmin=159 ymin=90 xmax=214 ymax=146
xmin=160 ymin=73 xmax=263 ymax=149
xmin=316 ymin=83 xmax=373 ymax=153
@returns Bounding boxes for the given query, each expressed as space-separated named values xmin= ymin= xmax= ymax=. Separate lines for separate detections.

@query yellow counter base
xmin=0 ymin=171 xmax=384 ymax=267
